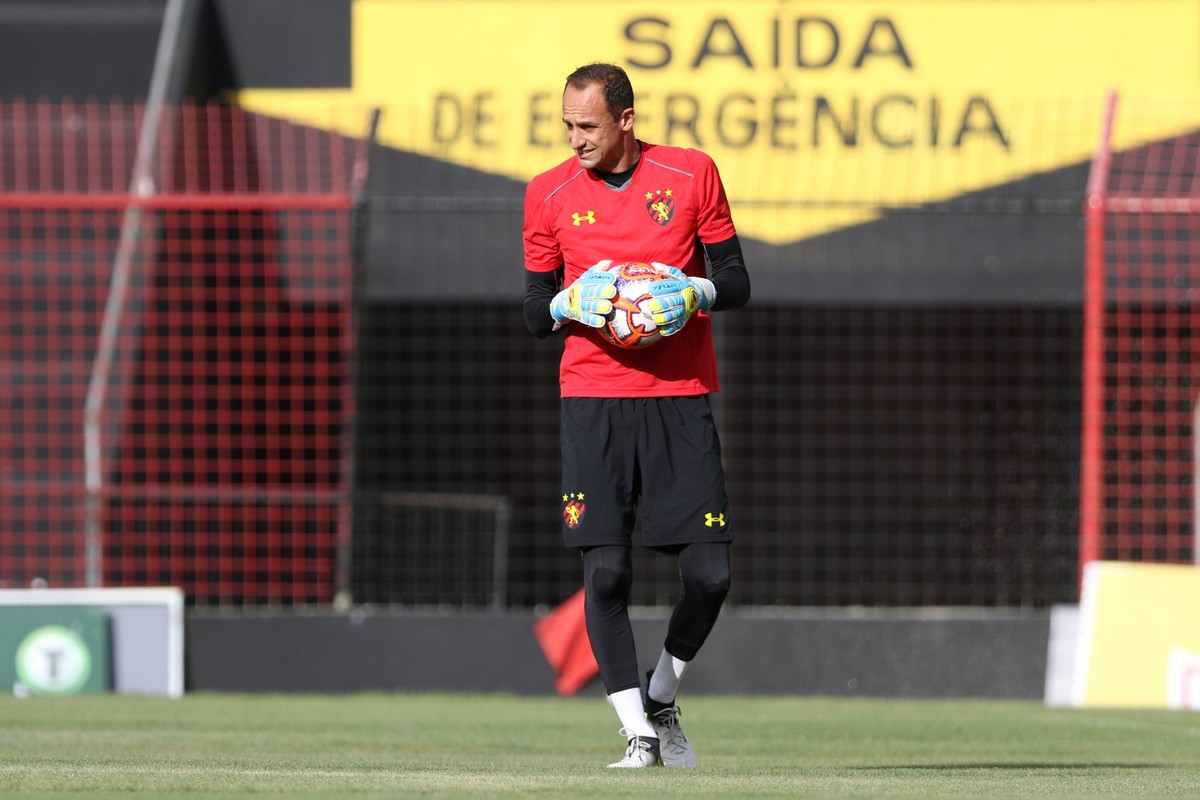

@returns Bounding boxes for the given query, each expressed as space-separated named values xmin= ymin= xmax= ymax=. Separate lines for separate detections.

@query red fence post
xmin=1079 ymin=91 xmax=1118 ymax=590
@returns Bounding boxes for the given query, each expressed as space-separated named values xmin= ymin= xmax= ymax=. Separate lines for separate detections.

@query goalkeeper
xmin=522 ymin=62 xmax=750 ymax=769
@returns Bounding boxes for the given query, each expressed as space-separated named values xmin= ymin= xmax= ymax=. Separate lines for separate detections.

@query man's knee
xmin=582 ymin=546 xmax=633 ymax=606
xmin=679 ymin=542 xmax=731 ymax=605
xmin=683 ymin=567 xmax=731 ymax=606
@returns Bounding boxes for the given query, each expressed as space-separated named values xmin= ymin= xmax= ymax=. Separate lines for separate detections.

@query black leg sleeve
xmin=664 ymin=541 xmax=732 ymax=661
xmin=581 ymin=545 xmax=641 ymax=694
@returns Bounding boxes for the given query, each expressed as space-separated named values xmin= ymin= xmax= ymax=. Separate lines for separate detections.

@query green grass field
xmin=2 ymin=693 xmax=1198 ymax=798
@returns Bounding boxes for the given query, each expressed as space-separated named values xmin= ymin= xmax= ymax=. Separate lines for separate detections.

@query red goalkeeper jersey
xmin=524 ymin=142 xmax=737 ymax=398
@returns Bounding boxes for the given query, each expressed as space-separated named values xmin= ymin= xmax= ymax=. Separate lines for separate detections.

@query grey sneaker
xmin=647 ymin=703 xmax=696 ymax=768
xmin=606 ymin=729 xmax=661 ymax=768
xmin=644 ymin=670 xmax=696 ymax=768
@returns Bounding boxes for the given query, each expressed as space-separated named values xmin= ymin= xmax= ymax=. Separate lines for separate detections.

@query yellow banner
xmin=233 ymin=0 xmax=1200 ymax=244
xmin=1074 ymin=562 xmax=1200 ymax=709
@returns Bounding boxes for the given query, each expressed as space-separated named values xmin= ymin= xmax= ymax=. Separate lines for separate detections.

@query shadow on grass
xmin=853 ymin=763 xmax=1166 ymax=771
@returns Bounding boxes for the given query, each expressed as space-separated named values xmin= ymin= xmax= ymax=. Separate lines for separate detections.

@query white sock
xmin=608 ymin=687 xmax=656 ymax=739
xmin=647 ymin=650 xmax=689 ymax=705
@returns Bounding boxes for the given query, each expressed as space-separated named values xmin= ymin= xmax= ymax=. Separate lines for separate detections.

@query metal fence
xmin=4 ymin=97 xmax=1198 ymax=610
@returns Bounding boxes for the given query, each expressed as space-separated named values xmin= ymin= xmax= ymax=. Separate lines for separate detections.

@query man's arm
xmin=703 ymin=234 xmax=751 ymax=311
xmin=645 ymin=235 xmax=750 ymax=335
xmin=524 ymin=267 xmax=562 ymax=338
xmin=646 ymin=235 xmax=750 ymax=335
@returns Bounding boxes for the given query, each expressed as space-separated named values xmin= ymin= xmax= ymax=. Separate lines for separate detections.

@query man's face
xmin=562 ymin=82 xmax=633 ymax=172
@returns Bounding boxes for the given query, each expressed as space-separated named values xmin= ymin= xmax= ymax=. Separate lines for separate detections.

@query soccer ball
xmin=596 ymin=261 xmax=675 ymax=350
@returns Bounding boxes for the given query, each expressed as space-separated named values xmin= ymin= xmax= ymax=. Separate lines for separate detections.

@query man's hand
xmin=646 ymin=263 xmax=716 ymax=336
xmin=550 ymin=260 xmax=617 ymax=329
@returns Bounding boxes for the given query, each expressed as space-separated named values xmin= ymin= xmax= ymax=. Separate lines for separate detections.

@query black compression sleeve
xmin=523 ymin=268 xmax=562 ymax=338
xmin=703 ymin=235 xmax=751 ymax=311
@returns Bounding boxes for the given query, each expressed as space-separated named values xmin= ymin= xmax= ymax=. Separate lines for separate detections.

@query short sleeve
xmin=692 ymin=150 xmax=736 ymax=245
xmin=523 ymin=178 xmax=563 ymax=273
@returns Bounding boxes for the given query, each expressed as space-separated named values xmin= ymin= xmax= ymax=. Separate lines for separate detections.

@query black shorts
xmin=559 ymin=395 xmax=732 ymax=549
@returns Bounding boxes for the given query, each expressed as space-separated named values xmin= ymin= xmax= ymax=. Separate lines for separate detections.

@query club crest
xmin=645 ymin=188 xmax=675 ymax=226
xmin=562 ymin=493 xmax=586 ymax=528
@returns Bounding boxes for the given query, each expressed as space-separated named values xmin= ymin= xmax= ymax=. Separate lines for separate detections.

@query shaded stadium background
xmin=0 ymin=0 xmax=1196 ymax=629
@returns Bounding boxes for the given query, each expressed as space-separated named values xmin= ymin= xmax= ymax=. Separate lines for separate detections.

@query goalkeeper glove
xmin=646 ymin=263 xmax=716 ymax=336
xmin=550 ymin=260 xmax=617 ymax=329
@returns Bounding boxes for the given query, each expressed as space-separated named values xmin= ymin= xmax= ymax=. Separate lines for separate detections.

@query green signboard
xmin=0 ymin=607 xmax=112 ymax=695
